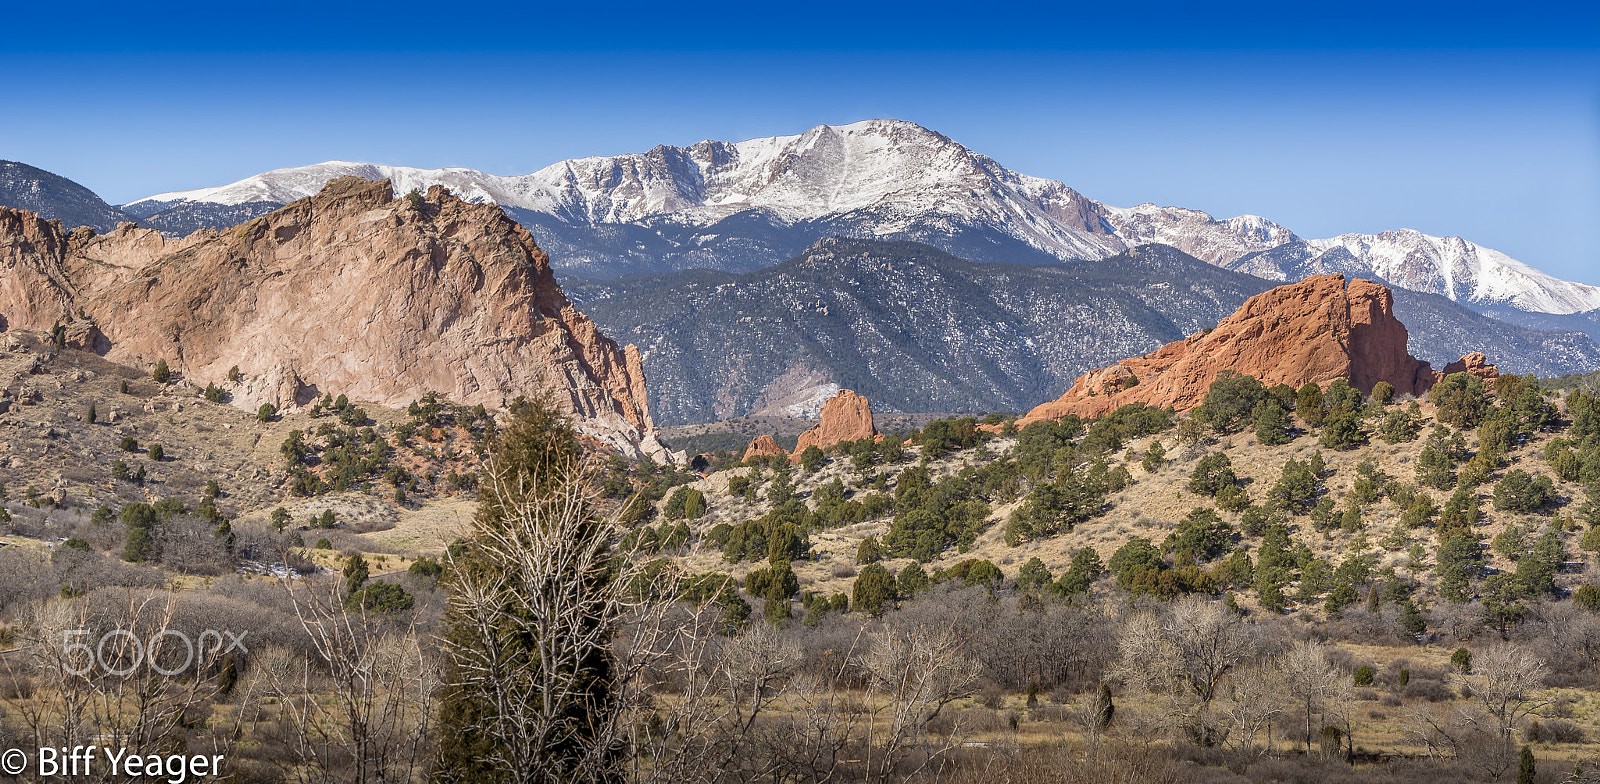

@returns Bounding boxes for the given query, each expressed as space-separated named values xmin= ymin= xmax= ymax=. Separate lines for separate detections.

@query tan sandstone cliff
xmin=1020 ymin=274 xmax=1499 ymax=424
xmin=0 ymin=177 xmax=668 ymax=459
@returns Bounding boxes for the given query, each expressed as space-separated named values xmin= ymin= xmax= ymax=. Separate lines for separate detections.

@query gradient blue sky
xmin=4 ymin=0 xmax=1598 ymax=284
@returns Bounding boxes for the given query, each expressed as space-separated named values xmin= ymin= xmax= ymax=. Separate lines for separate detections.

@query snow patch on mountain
xmin=1101 ymin=204 xmax=1300 ymax=265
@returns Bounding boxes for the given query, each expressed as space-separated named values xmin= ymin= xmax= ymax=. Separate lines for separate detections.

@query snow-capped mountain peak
xmin=1301 ymin=229 xmax=1600 ymax=315
xmin=120 ymin=119 xmax=1600 ymax=316
xmin=1100 ymin=203 xmax=1300 ymax=265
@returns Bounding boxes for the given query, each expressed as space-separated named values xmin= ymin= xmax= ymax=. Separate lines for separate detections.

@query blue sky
xmin=3 ymin=0 xmax=1598 ymax=284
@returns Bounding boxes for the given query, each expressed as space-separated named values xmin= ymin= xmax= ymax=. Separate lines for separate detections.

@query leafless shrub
xmin=1525 ymin=718 xmax=1586 ymax=744
xmin=1321 ymin=645 xmax=1356 ymax=672
xmin=0 ymin=590 xmax=243 ymax=775
xmin=1402 ymin=678 xmax=1453 ymax=702
xmin=929 ymin=706 xmax=1003 ymax=736
xmin=1049 ymin=684 xmax=1076 ymax=705
xmin=1547 ymin=694 xmax=1575 ymax=718
xmin=266 ymin=574 xmax=436 ymax=784
xmin=154 ymin=516 xmax=231 ymax=575
xmin=1430 ymin=601 xmax=1484 ymax=643
xmin=978 ymin=681 xmax=1004 ymax=709
xmin=1518 ymin=603 xmax=1600 ymax=689
xmin=1030 ymin=704 xmax=1069 ymax=723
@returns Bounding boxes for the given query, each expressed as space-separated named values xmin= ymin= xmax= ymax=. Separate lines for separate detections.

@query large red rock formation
xmin=0 ymin=177 xmax=668 ymax=459
xmin=791 ymin=389 xmax=877 ymax=459
xmin=1021 ymin=274 xmax=1498 ymax=424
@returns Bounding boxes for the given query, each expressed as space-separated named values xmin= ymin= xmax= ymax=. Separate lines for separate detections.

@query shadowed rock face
xmin=0 ymin=177 xmax=667 ymax=459
xmin=792 ymin=389 xmax=877 ymax=459
xmin=1021 ymin=274 xmax=1500 ymax=423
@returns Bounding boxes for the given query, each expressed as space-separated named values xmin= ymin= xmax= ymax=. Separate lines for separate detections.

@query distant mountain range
xmin=5 ymin=124 xmax=1599 ymax=423
xmin=98 ymin=119 xmax=1600 ymax=319
xmin=567 ymin=239 xmax=1600 ymax=424
xmin=0 ymin=161 xmax=138 ymax=234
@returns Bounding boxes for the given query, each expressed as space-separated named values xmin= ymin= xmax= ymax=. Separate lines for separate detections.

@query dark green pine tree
xmin=433 ymin=398 xmax=618 ymax=784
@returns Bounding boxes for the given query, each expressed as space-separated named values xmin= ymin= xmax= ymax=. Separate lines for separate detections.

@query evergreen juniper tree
xmin=434 ymin=398 xmax=616 ymax=783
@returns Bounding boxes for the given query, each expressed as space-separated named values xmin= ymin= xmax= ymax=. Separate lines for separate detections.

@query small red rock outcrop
xmin=791 ymin=389 xmax=877 ymax=459
xmin=1020 ymin=274 xmax=1498 ymax=424
xmin=1440 ymin=352 xmax=1499 ymax=383
xmin=742 ymin=434 xmax=787 ymax=461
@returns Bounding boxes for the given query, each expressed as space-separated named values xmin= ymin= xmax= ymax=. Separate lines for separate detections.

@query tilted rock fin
xmin=1021 ymin=274 xmax=1499 ymax=423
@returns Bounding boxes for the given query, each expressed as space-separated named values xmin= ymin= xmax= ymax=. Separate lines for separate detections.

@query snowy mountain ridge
xmin=122 ymin=119 xmax=1600 ymax=315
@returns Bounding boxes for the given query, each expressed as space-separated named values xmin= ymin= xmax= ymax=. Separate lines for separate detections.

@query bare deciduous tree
xmin=1402 ymin=642 xmax=1548 ymax=780
xmin=1225 ymin=663 xmax=1283 ymax=760
xmin=1454 ymin=641 xmax=1548 ymax=746
xmin=1403 ymin=703 xmax=1516 ymax=779
xmin=1113 ymin=597 xmax=1258 ymax=706
xmin=1111 ymin=610 xmax=1178 ymax=696
xmin=441 ymin=454 xmax=630 ymax=784
xmin=266 ymin=574 xmax=437 ymax=784
xmin=1162 ymin=597 xmax=1258 ymax=705
xmin=1278 ymin=641 xmax=1348 ymax=757
xmin=858 ymin=623 xmax=981 ymax=781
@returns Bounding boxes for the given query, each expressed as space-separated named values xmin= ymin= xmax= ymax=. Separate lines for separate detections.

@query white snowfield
xmin=127 ymin=119 xmax=1600 ymax=316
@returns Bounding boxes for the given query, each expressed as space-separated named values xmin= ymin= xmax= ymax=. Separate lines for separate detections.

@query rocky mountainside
xmin=1021 ymin=274 xmax=1497 ymax=422
xmin=0 ymin=161 xmax=138 ymax=234
xmin=0 ymin=178 xmax=668 ymax=459
xmin=117 ymin=120 xmax=1600 ymax=315
xmin=569 ymin=240 xmax=1269 ymax=424
xmin=568 ymin=239 xmax=1600 ymax=425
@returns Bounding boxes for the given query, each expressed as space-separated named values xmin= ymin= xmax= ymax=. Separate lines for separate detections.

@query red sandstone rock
xmin=1439 ymin=352 xmax=1499 ymax=384
xmin=791 ymin=389 xmax=877 ymax=459
xmin=1020 ymin=274 xmax=1498 ymax=424
xmin=742 ymin=434 xmax=786 ymax=461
